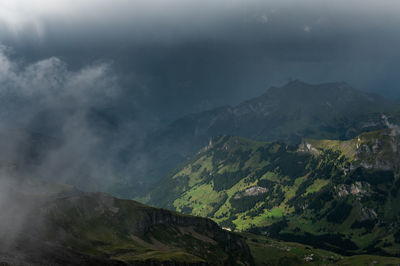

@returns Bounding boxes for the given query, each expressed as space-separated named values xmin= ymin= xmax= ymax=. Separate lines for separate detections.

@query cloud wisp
xmin=0 ymin=45 xmax=128 ymax=188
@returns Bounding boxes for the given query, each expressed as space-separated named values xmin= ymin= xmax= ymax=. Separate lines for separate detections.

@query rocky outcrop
xmin=336 ymin=182 xmax=370 ymax=198
xmin=298 ymin=140 xmax=320 ymax=154
xmin=360 ymin=207 xmax=378 ymax=221
xmin=234 ymin=186 xmax=268 ymax=199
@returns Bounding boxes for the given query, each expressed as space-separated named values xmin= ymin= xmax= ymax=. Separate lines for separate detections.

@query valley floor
xmin=245 ymin=233 xmax=400 ymax=266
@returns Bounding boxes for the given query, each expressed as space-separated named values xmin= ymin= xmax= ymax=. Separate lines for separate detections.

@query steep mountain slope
xmin=130 ymin=81 xmax=398 ymax=197
xmin=0 ymin=179 xmax=253 ymax=265
xmin=147 ymin=127 xmax=400 ymax=256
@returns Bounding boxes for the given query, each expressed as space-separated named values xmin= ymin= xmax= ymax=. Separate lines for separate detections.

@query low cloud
xmin=0 ymin=45 xmax=127 ymax=189
xmin=257 ymin=14 xmax=269 ymax=24
xmin=303 ymin=25 xmax=311 ymax=32
xmin=0 ymin=45 xmax=115 ymax=107
xmin=0 ymin=45 xmax=155 ymax=249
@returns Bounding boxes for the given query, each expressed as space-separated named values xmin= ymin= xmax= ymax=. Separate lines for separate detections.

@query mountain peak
xmin=237 ymin=81 xmax=388 ymax=118
xmin=286 ymin=79 xmax=310 ymax=86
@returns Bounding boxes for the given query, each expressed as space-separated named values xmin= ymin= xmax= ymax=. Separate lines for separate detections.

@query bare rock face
xmin=298 ymin=140 xmax=320 ymax=155
xmin=336 ymin=182 xmax=370 ymax=198
xmin=352 ymin=127 xmax=400 ymax=173
xmin=234 ymin=186 xmax=268 ymax=200
xmin=243 ymin=186 xmax=268 ymax=197
xmin=360 ymin=207 xmax=378 ymax=221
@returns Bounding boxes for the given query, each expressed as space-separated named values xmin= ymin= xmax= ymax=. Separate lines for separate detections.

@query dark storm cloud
xmin=1 ymin=0 xmax=400 ymax=119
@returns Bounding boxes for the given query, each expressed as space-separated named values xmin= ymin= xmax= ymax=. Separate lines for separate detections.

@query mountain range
xmin=127 ymin=81 xmax=399 ymax=198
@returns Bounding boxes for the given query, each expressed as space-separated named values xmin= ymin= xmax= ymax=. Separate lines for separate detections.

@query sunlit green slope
xmin=147 ymin=129 xmax=400 ymax=255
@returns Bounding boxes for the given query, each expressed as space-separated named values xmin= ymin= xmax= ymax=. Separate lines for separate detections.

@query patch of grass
xmin=305 ymin=179 xmax=330 ymax=195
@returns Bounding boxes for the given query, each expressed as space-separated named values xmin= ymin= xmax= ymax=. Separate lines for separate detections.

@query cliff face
xmin=0 ymin=191 xmax=253 ymax=266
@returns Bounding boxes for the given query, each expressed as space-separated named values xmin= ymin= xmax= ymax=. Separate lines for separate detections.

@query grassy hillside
xmin=43 ymin=193 xmax=253 ymax=265
xmin=0 ymin=181 xmax=253 ymax=265
xmin=147 ymin=129 xmax=400 ymax=256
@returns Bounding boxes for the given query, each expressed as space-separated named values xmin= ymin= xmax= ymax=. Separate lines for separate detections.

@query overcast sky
xmin=0 ymin=0 xmax=400 ymax=119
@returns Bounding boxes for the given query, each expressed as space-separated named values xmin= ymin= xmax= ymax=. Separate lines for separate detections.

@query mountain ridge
xmin=0 ymin=178 xmax=253 ymax=266
xmin=126 ymin=81 xmax=399 ymax=198
xmin=146 ymin=127 xmax=400 ymax=256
